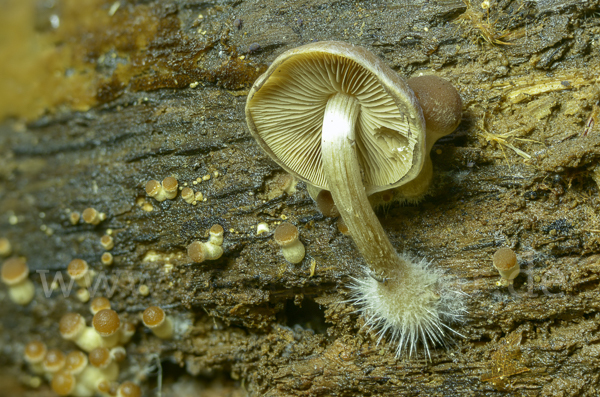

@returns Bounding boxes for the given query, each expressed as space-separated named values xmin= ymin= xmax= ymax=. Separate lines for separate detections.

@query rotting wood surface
xmin=1 ymin=0 xmax=600 ymax=396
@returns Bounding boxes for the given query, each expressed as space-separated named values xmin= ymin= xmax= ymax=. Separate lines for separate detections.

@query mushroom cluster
xmin=187 ymin=224 xmax=225 ymax=263
xmin=246 ymin=41 xmax=465 ymax=356
xmin=24 ymin=296 xmax=142 ymax=396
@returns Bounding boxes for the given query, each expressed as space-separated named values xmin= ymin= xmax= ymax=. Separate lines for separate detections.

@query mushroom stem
xmin=321 ymin=92 xmax=407 ymax=280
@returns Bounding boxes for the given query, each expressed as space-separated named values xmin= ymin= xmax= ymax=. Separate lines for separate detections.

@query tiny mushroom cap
xmin=43 ymin=349 xmax=66 ymax=373
xmin=315 ymin=190 xmax=339 ymax=217
xmin=117 ymin=381 xmax=142 ymax=397
xmin=64 ymin=351 xmax=88 ymax=375
xmin=89 ymin=347 xmax=112 ymax=368
xmin=51 ymin=369 xmax=76 ymax=396
xmin=208 ymin=224 xmax=224 ymax=246
xmin=142 ymin=305 xmax=173 ymax=339
xmin=110 ymin=346 xmax=127 ymax=362
xmin=274 ymin=222 xmax=299 ymax=247
xmin=0 ymin=237 xmax=11 ymax=256
xmin=162 ymin=177 xmax=178 ymax=199
xmin=67 ymin=259 xmax=90 ymax=282
xmin=90 ymin=297 xmax=111 ymax=315
xmin=187 ymin=240 xmax=223 ymax=263
xmin=101 ymin=252 xmax=114 ymax=266
xmin=82 ymin=207 xmax=105 ymax=225
xmin=406 ymin=74 xmax=463 ymax=150
xmin=1 ymin=257 xmax=29 ymax=286
xmin=142 ymin=306 xmax=166 ymax=329
xmin=274 ymin=223 xmax=305 ymax=264
xmin=93 ymin=309 xmax=121 ymax=337
xmin=59 ymin=313 xmax=86 ymax=340
xmin=181 ymin=187 xmax=195 ymax=203
xmin=100 ymin=235 xmax=114 ymax=250
xmin=493 ymin=247 xmax=520 ymax=280
xmin=24 ymin=341 xmax=47 ymax=364
xmin=145 ymin=179 xmax=163 ymax=199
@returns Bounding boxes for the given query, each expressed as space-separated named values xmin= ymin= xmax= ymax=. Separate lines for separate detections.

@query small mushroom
xmin=64 ymin=351 xmax=88 ymax=375
xmin=117 ymin=382 xmax=142 ymax=397
xmin=0 ymin=237 xmax=11 ymax=256
xmin=59 ymin=313 xmax=102 ymax=352
xmin=24 ymin=341 xmax=47 ymax=375
xmin=142 ymin=306 xmax=173 ymax=339
xmin=43 ymin=349 xmax=66 ymax=375
xmin=246 ymin=42 xmax=463 ymax=355
xmin=82 ymin=208 xmax=106 ymax=225
xmin=493 ymin=247 xmax=519 ymax=283
xmin=274 ymin=223 xmax=305 ymax=264
xmin=67 ymin=259 xmax=94 ymax=288
xmin=101 ymin=252 xmax=114 ymax=266
xmin=1 ymin=257 xmax=35 ymax=305
xmin=100 ymin=235 xmax=114 ymax=251
xmin=92 ymin=309 xmax=121 ymax=348
xmin=187 ymin=224 xmax=224 ymax=263
xmin=90 ymin=297 xmax=111 ymax=315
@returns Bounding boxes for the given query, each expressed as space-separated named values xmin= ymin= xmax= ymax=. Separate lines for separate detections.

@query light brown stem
xmin=321 ymin=92 xmax=408 ymax=280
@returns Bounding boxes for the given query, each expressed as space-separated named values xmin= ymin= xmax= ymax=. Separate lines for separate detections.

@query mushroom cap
xmin=67 ymin=259 xmax=89 ymax=280
xmin=117 ymin=381 xmax=142 ymax=397
xmin=59 ymin=313 xmax=86 ymax=340
xmin=43 ymin=349 xmax=66 ymax=373
xmin=315 ymin=190 xmax=339 ymax=217
xmin=210 ymin=224 xmax=224 ymax=237
xmin=24 ymin=341 xmax=47 ymax=364
xmin=64 ymin=351 xmax=88 ymax=374
xmin=181 ymin=187 xmax=194 ymax=200
xmin=89 ymin=347 xmax=112 ymax=368
xmin=101 ymin=252 xmax=114 ymax=265
xmin=82 ymin=207 xmax=99 ymax=223
xmin=145 ymin=180 xmax=161 ymax=196
xmin=93 ymin=309 xmax=121 ymax=337
xmin=246 ymin=41 xmax=426 ymax=195
xmin=90 ymin=296 xmax=111 ymax=315
xmin=406 ymin=75 xmax=462 ymax=144
xmin=162 ymin=177 xmax=178 ymax=193
xmin=274 ymin=223 xmax=299 ymax=247
xmin=100 ymin=235 xmax=114 ymax=250
xmin=493 ymin=247 xmax=517 ymax=271
xmin=51 ymin=369 xmax=75 ymax=396
xmin=1 ymin=257 xmax=29 ymax=285
xmin=142 ymin=306 xmax=165 ymax=328
xmin=187 ymin=241 xmax=207 ymax=263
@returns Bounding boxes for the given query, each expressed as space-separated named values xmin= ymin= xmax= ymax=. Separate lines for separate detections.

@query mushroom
xmin=1 ymin=257 xmax=35 ymax=305
xmin=0 ymin=237 xmax=11 ymax=256
xmin=142 ymin=305 xmax=173 ymax=339
xmin=24 ymin=341 xmax=47 ymax=375
xmin=59 ymin=313 xmax=102 ymax=352
xmin=246 ymin=41 xmax=464 ymax=355
xmin=82 ymin=208 xmax=105 ymax=225
xmin=68 ymin=259 xmax=94 ymax=288
xmin=92 ymin=309 xmax=121 ymax=348
xmin=274 ymin=223 xmax=305 ymax=264
xmin=100 ymin=235 xmax=114 ymax=251
xmin=493 ymin=247 xmax=519 ymax=284
xmin=187 ymin=224 xmax=224 ymax=263
xmin=117 ymin=382 xmax=142 ymax=397
xmin=90 ymin=297 xmax=111 ymax=315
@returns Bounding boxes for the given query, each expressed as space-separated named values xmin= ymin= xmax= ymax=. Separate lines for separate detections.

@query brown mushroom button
xmin=93 ymin=309 xmax=121 ymax=337
xmin=274 ymin=223 xmax=299 ymax=247
xmin=142 ymin=306 xmax=165 ymax=328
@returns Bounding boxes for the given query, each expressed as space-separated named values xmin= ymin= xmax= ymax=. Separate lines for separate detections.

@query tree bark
xmin=2 ymin=0 xmax=600 ymax=395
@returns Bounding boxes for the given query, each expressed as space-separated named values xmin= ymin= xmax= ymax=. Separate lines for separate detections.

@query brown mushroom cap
xmin=181 ymin=187 xmax=194 ymax=200
xmin=24 ymin=341 xmax=47 ymax=364
xmin=1 ymin=257 xmax=29 ymax=285
xmin=145 ymin=180 xmax=161 ymax=196
xmin=274 ymin=223 xmax=299 ymax=247
xmin=90 ymin=297 xmax=111 ymax=315
xmin=59 ymin=313 xmax=86 ymax=340
xmin=89 ymin=347 xmax=112 ymax=368
xmin=64 ymin=351 xmax=88 ymax=374
xmin=93 ymin=309 xmax=121 ymax=337
xmin=117 ymin=381 xmax=142 ymax=397
xmin=142 ymin=306 xmax=165 ymax=328
xmin=162 ymin=177 xmax=178 ymax=193
xmin=315 ymin=190 xmax=339 ymax=217
xmin=43 ymin=349 xmax=66 ymax=373
xmin=51 ymin=369 xmax=75 ymax=396
xmin=406 ymin=75 xmax=462 ymax=141
xmin=82 ymin=208 xmax=99 ymax=224
xmin=67 ymin=259 xmax=89 ymax=280
xmin=493 ymin=248 xmax=518 ymax=271
xmin=210 ymin=224 xmax=224 ymax=236
xmin=187 ymin=241 xmax=207 ymax=263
